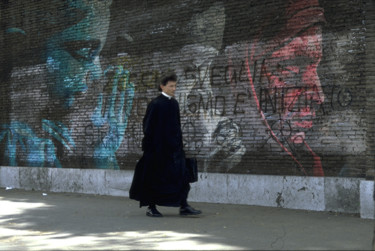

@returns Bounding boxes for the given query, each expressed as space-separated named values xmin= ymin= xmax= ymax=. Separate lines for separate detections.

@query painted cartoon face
xmin=45 ymin=1 xmax=111 ymax=108
xmin=259 ymin=26 xmax=325 ymax=145
xmin=177 ymin=45 xmax=219 ymax=96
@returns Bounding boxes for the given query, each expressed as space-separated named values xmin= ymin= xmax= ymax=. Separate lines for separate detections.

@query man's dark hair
xmin=158 ymin=72 xmax=177 ymax=91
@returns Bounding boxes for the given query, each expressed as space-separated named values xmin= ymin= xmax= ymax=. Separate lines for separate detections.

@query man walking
xmin=130 ymin=72 xmax=201 ymax=217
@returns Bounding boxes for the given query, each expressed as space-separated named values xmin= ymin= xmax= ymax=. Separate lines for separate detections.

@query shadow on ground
xmin=0 ymin=189 xmax=373 ymax=250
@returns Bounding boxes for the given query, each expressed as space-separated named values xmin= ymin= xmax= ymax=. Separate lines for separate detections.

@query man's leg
xmin=179 ymin=183 xmax=202 ymax=216
xmin=180 ymin=183 xmax=190 ymax=208
xmin=146 ymin=203 xmax=163 ymax=217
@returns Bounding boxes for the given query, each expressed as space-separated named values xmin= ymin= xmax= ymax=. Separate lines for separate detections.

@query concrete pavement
xmin=0 ymin=188 xmax=373 ymax=250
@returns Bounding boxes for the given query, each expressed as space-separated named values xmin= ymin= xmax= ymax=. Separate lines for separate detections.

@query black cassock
xmin=129 ymin=94 xmax=190 ymax=207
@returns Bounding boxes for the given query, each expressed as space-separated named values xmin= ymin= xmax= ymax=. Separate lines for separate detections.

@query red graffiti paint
xmin=240 ymin=0 xmax=326 ymax=176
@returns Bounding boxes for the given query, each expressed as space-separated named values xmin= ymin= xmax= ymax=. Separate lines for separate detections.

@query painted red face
xmin=260 ymin=26 xmax=325 ymax=144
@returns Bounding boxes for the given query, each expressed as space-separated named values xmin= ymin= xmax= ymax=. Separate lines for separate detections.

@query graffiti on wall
xmin=175 ymin=2 xmax=246 ymax=173
xmin=0 ymin=0 xmax=134 ymax=169
xmin=231 ymin=0 xmax=326 ymax=176
xmin=0 ymin=0 xmax=367 ymax=176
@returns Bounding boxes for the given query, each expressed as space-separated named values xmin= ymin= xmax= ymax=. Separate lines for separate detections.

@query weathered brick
xmin=0 ymin=0 xmax=373 ymax=178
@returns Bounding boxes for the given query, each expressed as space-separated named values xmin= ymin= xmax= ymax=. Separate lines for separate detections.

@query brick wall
xmin=365 ymin=0 xmax=375 ymax=179
xmin=0 ymin=0 xmax=373 ymax=178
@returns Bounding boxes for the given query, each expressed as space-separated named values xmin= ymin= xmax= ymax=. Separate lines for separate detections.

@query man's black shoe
xmin=179 ymin=205 xmax=202 ymax=216
xmin=146 ymin=206 xmax=163 ymax=217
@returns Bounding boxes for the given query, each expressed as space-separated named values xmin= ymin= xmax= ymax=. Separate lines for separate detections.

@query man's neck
xmin=161 ymin=92 xmax=172 ymax=99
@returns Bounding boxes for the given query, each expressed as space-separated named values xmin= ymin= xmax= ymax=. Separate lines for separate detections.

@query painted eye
xmin=280 ymin=65 xmax=300 ymax=75
xmin=63 ymin=40 xmax=101 ymax=62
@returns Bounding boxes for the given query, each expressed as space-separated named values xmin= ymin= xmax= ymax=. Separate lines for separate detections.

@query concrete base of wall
xmin=0 ymin=166 xmax=373 ymax=219
xmin=360 ymin=180 xmax=375 ymax=219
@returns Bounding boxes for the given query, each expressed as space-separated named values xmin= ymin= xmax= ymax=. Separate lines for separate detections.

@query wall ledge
xmin=0 ymin=166 xmax=373 ymax=219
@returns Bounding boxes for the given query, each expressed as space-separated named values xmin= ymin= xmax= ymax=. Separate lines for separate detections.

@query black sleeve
xmin=165 ymin=99 xmax=183 ymax=151
xmin=142 ymin=101 xmax=158 ymax=151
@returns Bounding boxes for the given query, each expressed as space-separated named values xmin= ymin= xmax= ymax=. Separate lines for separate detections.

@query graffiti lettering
xmin=210 ymin=66 xmax=225 ymax=86
xmin=134 ymin=97 xmax=150 ymax=117
xmin=259 ymin=86 xmax=322 ymax=114
xmin=337 ymin=88 xmax=352 ymax=107
xmin=259 ymin=85 xmax=353 ymax=115
xmin=224 ymin=61 xmax=248 ymax=85
xmin=179 ymin=92 xmax=252 ymax=116
xmin=139 ymin=71 xmax=159 ymax=91
xmin=214 ymin=96 xmax=226 ymax=116
xmin=234 ymin=93 xmax=247 ymax=115
xmin=182 ymin=93 xmax=227 ymax=116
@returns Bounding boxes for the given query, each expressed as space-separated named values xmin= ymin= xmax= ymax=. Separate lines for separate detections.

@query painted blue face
xmin=45 ymin=1 xmax=111 ymax=108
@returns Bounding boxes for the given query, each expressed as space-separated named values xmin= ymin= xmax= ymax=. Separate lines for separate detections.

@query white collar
xmin=161 ymin=92 xmax=172 ymax=100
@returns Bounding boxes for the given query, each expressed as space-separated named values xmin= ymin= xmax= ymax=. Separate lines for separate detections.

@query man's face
xmin=45 ymin=1 xmax=111 ymax=108
xmin=160 ymin=81 xmax=177 ymax=97
xmin=259 ymin=26 xmax=324 ymax=144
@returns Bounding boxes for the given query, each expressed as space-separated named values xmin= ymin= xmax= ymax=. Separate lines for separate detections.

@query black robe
xmin=129 ymin=94 xmax=189 ymax=207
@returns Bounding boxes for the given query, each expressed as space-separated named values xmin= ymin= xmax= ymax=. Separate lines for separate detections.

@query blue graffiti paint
xmin=0 ymin=121 xmax=64 ymax=167
xmin=0 ymin=66 xmax=134 ymax=169
xmin=92 ymin=66 xmax=135 ymax=169
xmin=41 ymin=119 xmax=76 ymax=151
xmin=1 ymin=1 xmax=133 ymax=169
xmin=5 ymin=28 xmax=26 ymax=35
xmin=45 ymin=1 xmax=109 ymax=108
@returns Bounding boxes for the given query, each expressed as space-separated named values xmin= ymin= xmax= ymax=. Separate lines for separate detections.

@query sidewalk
xmin=0 ymin=188 xmax=373 ymax=250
